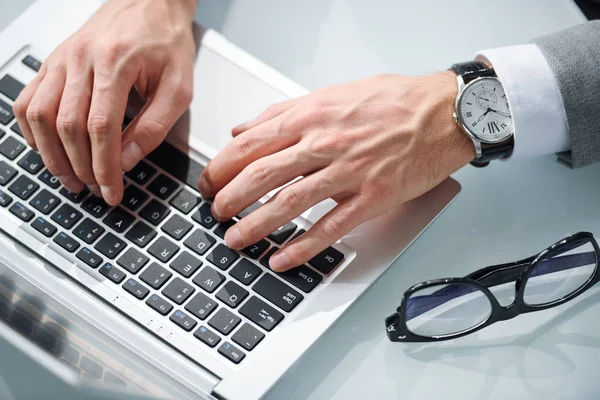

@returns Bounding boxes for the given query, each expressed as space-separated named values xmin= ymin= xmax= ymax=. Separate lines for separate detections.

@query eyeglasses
xmin=385 ymin=232 xmax=600 ymax=342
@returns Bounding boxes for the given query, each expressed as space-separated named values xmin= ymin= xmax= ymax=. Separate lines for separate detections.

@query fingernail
xmin=58 ymin=176 xmax=83 ymax=192
xmin=101 ymin=185 xmax=119 ymax=206
xmin=270 ymin=252 xmax=290 ymax=271
xmin=211 ymin=202 xmax=223 ymax=220
xmin=121 ymin=141 xmax=143 ymax=172
xmin=224 ymin=227 xmax=243 ymax=249
xmin=198 ymin=176 xmax=213 ymax=198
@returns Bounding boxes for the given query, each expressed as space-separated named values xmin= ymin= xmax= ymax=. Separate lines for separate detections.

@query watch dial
xmin=459 ymin=77 xmax=513 ymax=142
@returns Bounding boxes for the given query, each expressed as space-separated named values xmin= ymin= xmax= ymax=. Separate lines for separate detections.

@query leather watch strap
xmin=450 ymin=61 xmax=495 ymax=82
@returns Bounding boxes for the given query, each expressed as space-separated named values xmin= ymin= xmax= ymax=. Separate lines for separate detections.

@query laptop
xmin=0 ymin=1 xmax=461 ymax=399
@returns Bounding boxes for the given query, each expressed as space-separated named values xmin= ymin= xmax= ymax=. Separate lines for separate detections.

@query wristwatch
xmin=450 ymin=61 xmax=514 ymax=167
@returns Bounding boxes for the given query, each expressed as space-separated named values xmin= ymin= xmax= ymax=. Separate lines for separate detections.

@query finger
xmin=199 ymin=111 xmax=301 ymax=198
xmin=26 ymin=69 xmax=84 ymax=193
xmin=13 ymin=67 xmax=48 ymax=150
xmin=120 ymin=65 xmax=193 ymax=172
xmin=231 ymin=98 xmax=298 ymax=137
xmin=223 ymin=171 xmax=339 ymax=251
xmin=211 ymin=145 xmax=325 ymax=220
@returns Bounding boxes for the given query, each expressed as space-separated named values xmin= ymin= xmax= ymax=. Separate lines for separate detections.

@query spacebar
xmin=147 ymin=141 xmax=205 ymax=193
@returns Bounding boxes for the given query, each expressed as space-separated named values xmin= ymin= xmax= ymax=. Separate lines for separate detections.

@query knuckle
xmin=233 ymin=135 xmax=257 ymax=159
xmin=69 ymin=36 xmax=91 ymax=61
xmin=87 ymin=114 xmax=111 ymax=137
xmin=248 ymin=163 xmax=271 ymax=187
xmin=308 ymin=132 xmax=343 ymax=155
xmin=13 ymin=98 xmax=27 ymax=119
xmin=56 ymin=114 xmax=85 ymax=137
xmin=279 ymin=189 xmax=304 ymax=215
xmin=322 ymin=215 xmax=347 ymax=239
xmin=98 ymin=40 xmax=133 ymax=66
xmin=26 ymin=103 xmax=52 ymax=125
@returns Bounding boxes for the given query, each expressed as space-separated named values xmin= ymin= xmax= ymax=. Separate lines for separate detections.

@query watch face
xmin=458 ymin=77 xmax=513 ymax=142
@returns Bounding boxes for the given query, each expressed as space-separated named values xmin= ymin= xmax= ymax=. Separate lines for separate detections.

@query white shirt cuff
xmin=474 ymin=44 xmax=570 ymax=158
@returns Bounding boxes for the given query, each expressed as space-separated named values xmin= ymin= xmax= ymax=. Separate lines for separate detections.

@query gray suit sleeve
xmin=533 ymin=20 xmax=600 ymax=168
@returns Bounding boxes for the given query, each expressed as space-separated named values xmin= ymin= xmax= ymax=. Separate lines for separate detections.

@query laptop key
xmin=208 ymin=308 xmax=241 ymax=335
xmin=259 ymin=247 xmax=278 ymax=269
xmin=183 ymin=229 xmax=215 ymax=256
xmin=0 ymin=190 xmax=12 ymax=207
xmin=170 ymin=251 xmax=202 ymax=278
xmin=309 ymin=246 xmax=344 ymax=274
xmin=237 ymin=201 xmax=262 ymax=219
xmin=0 ymin=136 xmax=26 ymax=160
xmin=216 ymin=281 xmax=248 ymax=308
xmin=214 ymin=220 xmax=235 ymax=239
xmin=185 ymin=292 xmax=218 ymax=320
xmin=82 ymin=195 xmax=111 ymax=218
xmin=148 ymin=174 xmax=179 ymax=200
xmin=122 ymin=278 xmax=149 ymax=300
xmin=147 ymin=141 xmax=205 ymax=193
xmin=170 ymin=189 xmax=200 ymax=215
xmin=51 ymin=204 xmax=83 ymax=229
xmin=239 ymin=296 xmax=284 ymax=332
xmin=125 ymin=161 xmax=156 ymax=185
xmin=191 ymin=203 xmax=217 ymax=229
xmin=139 ymin=199 xmax=170 ymax=226
xmin=76 ymin=248 xmax=103 ymax=269
xmin=53 ymin=232 xmax=80 ymax=253
xmin=121 ymin=184 xmax=149 ymax=211
xmin=0 ymin=75 xmax=24 ymax=101
xmin=268 ymin=222 xmax=297 ymax=244
xmin=161 ymin=214 xmax=193 ymax=241
xmin=0 ymin=161 xmax=17 ymax=186
xmin=148 ymin=236 xmax=180 ymax=263
xmin=253 ymin=274 xmax=304 ymax=312
xmin=170 ymin=309 xmax=197 ymax=332
xmin=0 ymin=98 xmax=14 ymax=125
xmin=59 ymin=187 xmax=90 ymax=203
xmin=94 ymin=233 xmax=126 ymax=259
xmin=146 ymin=293 xmax=173 ymax=316
xmin=192 ymin=266 xmax=225 ymax=293
xmin=232 ymin=323 xmax=265 ymax=351
xmin=277 ymin=264 xmax=322 ymax=293
xmin=194 ymin=326 xmax=221 ymax=348
xmin=8 ymin=175 xmax=39 ymax=200
xmin=11 ymin=123 xmax=22 ymax=137
xmin=162 ymin=277 xmax=195 ymax=305
xmin=140 ymin=262 xmax=172 ymax=290
xmin=229 ymin=259 xmax=262 ymax=286
xmin=31 ymin=217 xmax=57 ymax=237
xmin=117 ymin=247 xmax=150 ymax=274
xmin=38 ymin=169 xmax=60 ymax=189
xmin=73 ymin=218 xmax=105 ymax=244
xmin=9 ymin=202 xmax=34 ymax=222
xmin=17 ymin=150 xmax=44 ymax=174
xmin=206 ymin=244 xmax=239 ymax=271
xmin=125 ymin=221 xmax=157 ymax=248
xmin=99 ymin=263 xmax=126 ymax=284
xmin=29 ymin=189 xmax=60 ymax=215
xmin=218 ymin=342 xmax=245 ymax=364
xmin=242 ymin=239 xmax=269 ymax=259
xmin=103 ymin=207 xmax=135 ymax=233
xmin=22 ymin=55 xmax=42 ymax=72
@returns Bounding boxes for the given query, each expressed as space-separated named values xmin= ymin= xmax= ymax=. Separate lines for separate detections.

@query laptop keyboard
xmin=0 ymin=56 xmax=346 ymax=366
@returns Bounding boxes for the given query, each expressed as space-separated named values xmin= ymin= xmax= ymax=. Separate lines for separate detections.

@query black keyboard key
xmin=121 ymin=184 xmax=149 ymax=211
xmin=59 ymin=187 xmax=89 ymax=203
xmin=103 ymin=207 xmax=135 ymax=233
xmin=0 ymin=189 xmax=11 ymax=207
xmin=237 ymin=201 xmax=262 ymax=219
xmin=0 ymin=75 xmax=24 ymax=101
xmin=277 ymin=264 xmax=322 ymax=293
xmin=38 ymin=169 xmax=60 ymax=189
xmin=140 ymin=262 xmax=172 ymax=289
xmin=148 ymin=236 xmax=179 ymax=263
xmin=170 ymin=309 xmax=197 ymax=332
xmin=82 ymin=195 xmax=111 ymax=218
xmin=10 ymin=122 xmax=22 ymax=137
xmin=139 ymin=199 xmax=169 ymax=226
xmin=218 ymin=342 xmax=245 ymax=364
xmin=185 ymin=293 xmax=218 ymax=321
xmin=0 ymin=128 xmax=4 ymax=140
xmin=125 ymin=161 xmax=156 ymax=185
xmin=162 ymin=277 xmax=195 ymax=305
xmin=183 ymin=229 xmax=215 ymax=256
xmin=268 ymin=222 xmax=297 ymax=244
xmin=194 ymin=326 xmax=221 ymax=348
xmin=214 ymin=220 xmax=235 ymax=239
xmin=207 ymin=244 xmax=239 ymax=271
xmin=80 ymin=357 xmax=103 ymax=379
xmin=0 ymin=99 xmax=13 ymax=125
xmin=8 ymin=175 xmax=39 ymax=200
xmin=216 ymin=281 xmax=248 ymax=308
xmin=99 ymin=263 xmax=126 ymax=284
xmin=192 ymin=203 xmax=217 ymax=229
xmin=260 ymin=247 xmax=278 ymax=269
xmin=239 ymin=296 xmax=284 ymax=332
xmin=122 ymin=278 xmax=149 ymax=300
xmin=76 ymin=248 xmax=103 ymax=269
xmin=208 ymin=308 xmax=241 ymax=336
xmin=147 ymin=141 xmax=205 ymax=193
xmin=73 ymin=218 xmax=105 ymax=244
xmin=148 ymin=174 xmax=179 ymax=200
xmin=9 ymin=202 xmax=34 ymax=222
xmin=146 ymin=294 xmax=173 ymax=316
xmin=94 ymin=233 xmax=126 ymax=259
xmin=0 ymin=161 xmax=17 ymax=186
xmin=0 ymin=136 xmax=25 ymax=160
xmin=229 ymin=259 xmax=262 ymax=286
xmin=31 ymin=216 xmax=57 ymax=237
xmin=242 ymin=239 xmax=269 ymax=260
xmin=161 ymin=214 xmax=192 ymax=241
xmin=192 ymin=266 xmax=225 ymax=293
xmin=125 ymin=221 xmax=156 ymax=248
xmin=51 ymin=204 xmax=83 ymax=229
xmin=253 ymin=274 xmax=303 ymax=312
xmin=22 ymin=55 xmax=42 ymax=72
xmin=29 ymin=189 xmax=60 ymax=214
xmin=309 ymin=246 xmax=344 ymax=274
xmin=170 ymin=189 xmax=200 ymax=214
xmin=53 ymin=232 xmax=80 ymax=253
xmin=117 ymin=247 xmax=149 ymax=274
xmin=17 ymin=150 xmax=44 ymax=174
xmin=170 ymin=251 xmax=202 ymax=278
xmin=232 ymin=323 xmax=265 ymax=351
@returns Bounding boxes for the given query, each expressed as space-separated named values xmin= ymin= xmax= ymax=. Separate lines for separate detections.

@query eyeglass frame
xmin=385 ymin=231 xmax=600 ymax=342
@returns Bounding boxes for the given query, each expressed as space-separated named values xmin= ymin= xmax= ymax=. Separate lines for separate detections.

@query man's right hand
xmin=14 ymin=0 xmax=197 ymax=205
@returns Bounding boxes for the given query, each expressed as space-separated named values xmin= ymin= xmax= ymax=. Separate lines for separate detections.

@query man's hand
xmin=13 ymin=0 xmax=197 ymax=205
xmin=198 ymin=72 xmax=476 ymax=272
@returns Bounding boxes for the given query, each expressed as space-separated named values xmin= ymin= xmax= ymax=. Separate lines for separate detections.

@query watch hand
xmin=490 ymin=109 xmax=511 ymax=118
xmin=478 ymin=108 xmax=491 ymax=122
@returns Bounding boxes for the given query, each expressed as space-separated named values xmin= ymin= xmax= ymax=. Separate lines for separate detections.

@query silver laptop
xmin=0 ymin=1 xmax=461 ymax=399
